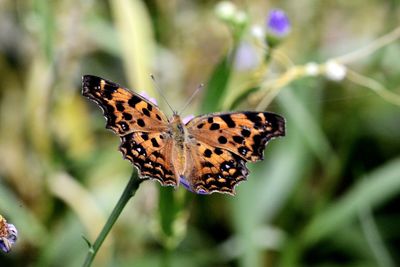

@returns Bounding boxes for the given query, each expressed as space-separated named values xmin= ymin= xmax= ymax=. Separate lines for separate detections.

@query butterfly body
xmin=167 ymin=113 xmax=191 ymax=186
xmin=82 ymin=75 xmax=285 ymax=195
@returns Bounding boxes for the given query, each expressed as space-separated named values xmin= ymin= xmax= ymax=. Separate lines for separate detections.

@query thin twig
xmin=335 ymin=26 xmax=400 ymax=64
xmin=347 ymin=69 xmax=400 ymax=106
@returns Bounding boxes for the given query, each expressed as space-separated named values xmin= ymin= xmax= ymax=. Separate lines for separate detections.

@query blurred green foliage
xmin=0 ymin=0 xmax=399 ymax=267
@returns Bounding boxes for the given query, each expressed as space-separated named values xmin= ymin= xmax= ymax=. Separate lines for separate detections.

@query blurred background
xmin=0 ymin=0 xmax=400 ymax=266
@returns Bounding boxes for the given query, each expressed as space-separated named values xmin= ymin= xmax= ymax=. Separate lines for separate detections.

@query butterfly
xmin=82 ymin=75 xmax=285 ymax=195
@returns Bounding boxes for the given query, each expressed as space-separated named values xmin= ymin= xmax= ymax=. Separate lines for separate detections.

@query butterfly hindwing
xmin=184 ymin=141 xmax=249 ymax=195
xmin=119 ymin=132 xmax=177 ymax=186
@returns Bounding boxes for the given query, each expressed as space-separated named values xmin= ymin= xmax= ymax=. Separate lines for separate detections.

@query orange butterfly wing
xmin=82 ymin=75 xmax=177 ymax=186
xmin=184 ymin=112 xmax=285 ymax=194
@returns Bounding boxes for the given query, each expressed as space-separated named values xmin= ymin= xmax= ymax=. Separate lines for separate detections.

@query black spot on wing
xmin=103 ymin=88 xmax=113 ymax=100
xmin=245 ymin=112 xmax=263 ymax=128
xmin=197 ymin=123 xmax=205 ymax=129
xmin=123 ymin=112 xmax=132 ymax=120
xmin=233 ymin=136 xmax=244 ymax=144
xmin=220 ymin=114 xmax=236 ymax=128
xmin=241 ymin=128 xmax=251 ymax=137
xmin=210 ymin=123 xmax=220 ymax=130
xmin=202 ymin=161 xmax=214 ymax=168
xmin=214 ymin=148 xmax=223 ymax=155
xmin=203 ymin=149 xmax=212 ymax=158
xmin=141 ymin=133 xmax=149 ymax=140
xmin=103 ymin=84 xmax=117 ymax=100
xmin=142 ymin=108 xmax=150 ymax=117
xmin=128 ymin=95 xmax=142 ymax=107
xmin=137 ymin=119 xmax=145 ymax=127
xmin=116 ymin=101 xmax=125 ymax=112
xmin=218 ymin=136 xmax=228 ymax=144
xmin=151 ymin=137 xmax=160 ymax=147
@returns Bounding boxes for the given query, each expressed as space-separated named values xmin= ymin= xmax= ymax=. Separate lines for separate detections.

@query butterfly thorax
xmin=169 ymin=114 xmax=186 ymax=146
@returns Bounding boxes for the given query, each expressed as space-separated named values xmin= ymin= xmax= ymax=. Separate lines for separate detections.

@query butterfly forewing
xmin=82 ymin=75 xmax=168 ymax=135
xmin=186 ymin=112 xmax=285 ymax=162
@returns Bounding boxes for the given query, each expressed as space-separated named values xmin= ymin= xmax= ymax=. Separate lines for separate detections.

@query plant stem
xmin=82 ymin=170 xmax=142 ymax=267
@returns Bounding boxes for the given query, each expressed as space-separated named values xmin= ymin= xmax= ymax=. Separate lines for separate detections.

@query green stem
xmin=82 ymin=170 xmax=142 ymax=267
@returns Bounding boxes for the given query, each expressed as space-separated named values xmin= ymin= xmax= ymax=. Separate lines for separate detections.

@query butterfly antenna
xmin=150 ymin=74 xmax=175 ymax=114
xmin=179 ymin=83 xmax=204 ymax=115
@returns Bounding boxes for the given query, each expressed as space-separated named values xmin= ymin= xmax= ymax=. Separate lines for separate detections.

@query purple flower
xmin=266 ymin=9 xmax=291 ymax=37
xmin=0 ymin=216 xmax=17 ymax=253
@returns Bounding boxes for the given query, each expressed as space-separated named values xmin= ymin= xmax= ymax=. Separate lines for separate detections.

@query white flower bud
xmin=325 ymin=60 xmax=347 ymax=81
xmin=251 ymin=25 xmax=266 ymax=40
xmin=215 ymin=1 xmax=237 ymax=21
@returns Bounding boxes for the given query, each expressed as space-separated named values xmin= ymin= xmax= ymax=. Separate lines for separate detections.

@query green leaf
xmin=303 ymin=158 xmax=400 ymax=245
xmin=201 ymin=53 xmax=234 ymax=113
